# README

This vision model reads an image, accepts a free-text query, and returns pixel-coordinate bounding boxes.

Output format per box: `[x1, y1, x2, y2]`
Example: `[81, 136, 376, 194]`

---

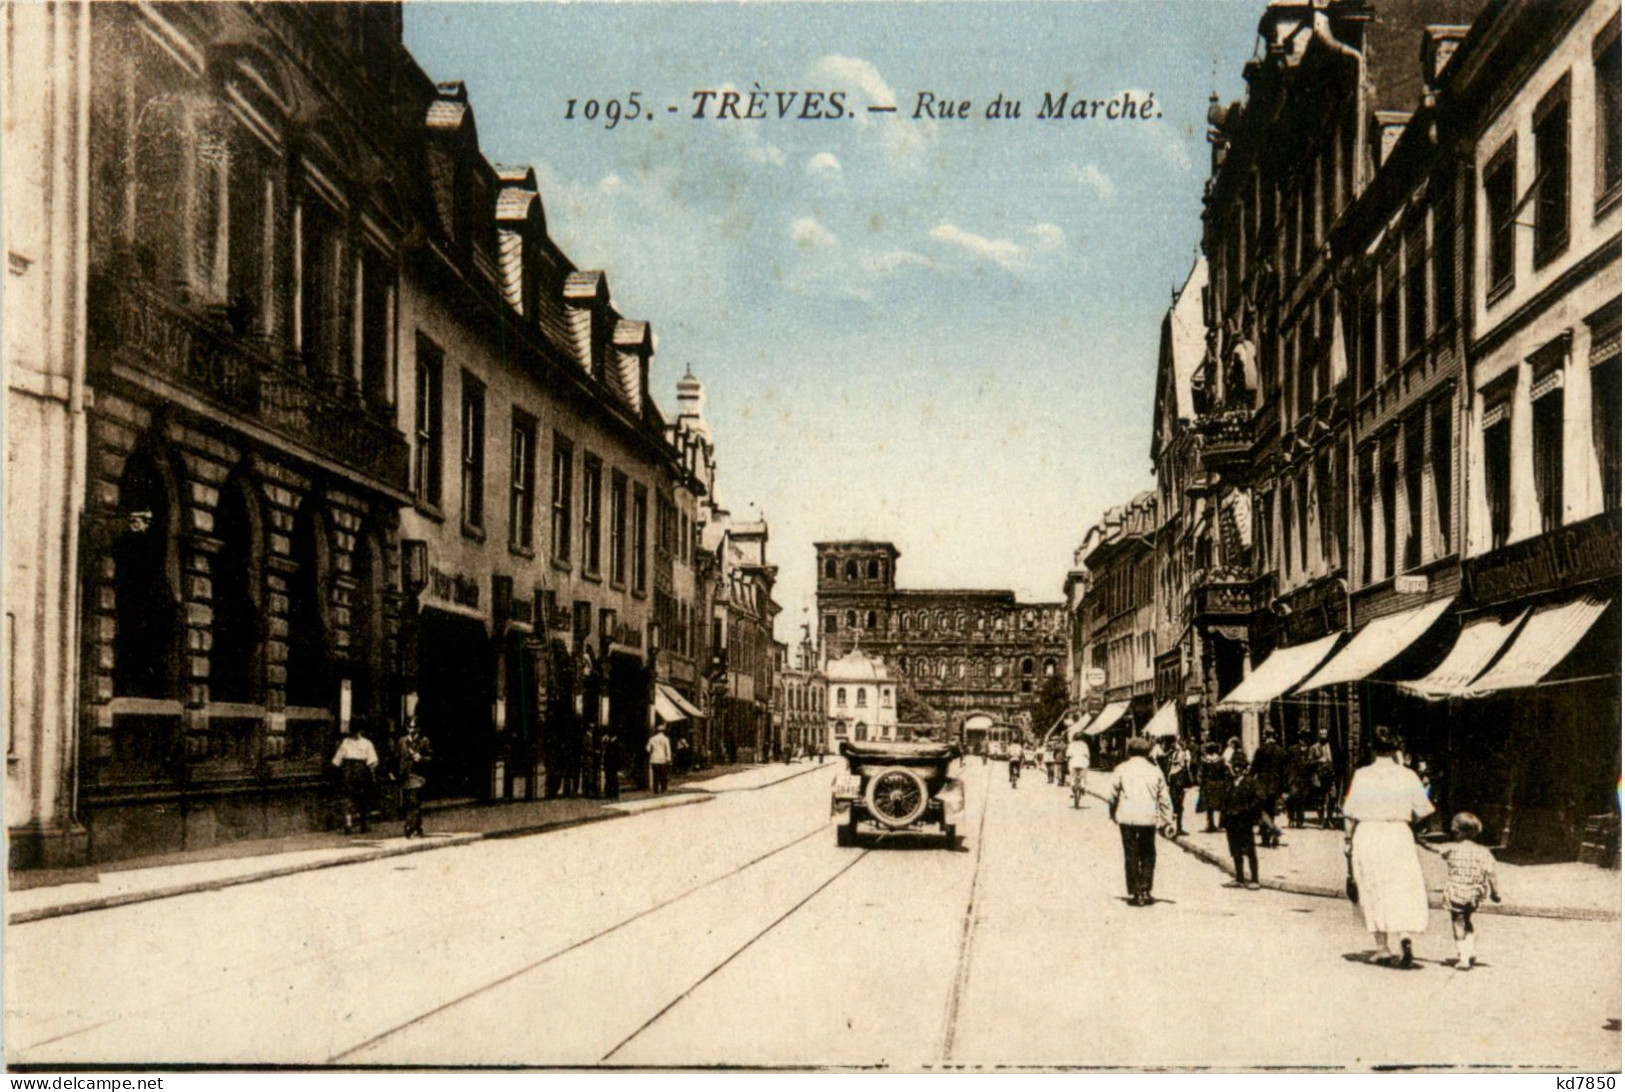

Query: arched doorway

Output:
[209, 477, 262, 706]
[111, 451, 182, 701]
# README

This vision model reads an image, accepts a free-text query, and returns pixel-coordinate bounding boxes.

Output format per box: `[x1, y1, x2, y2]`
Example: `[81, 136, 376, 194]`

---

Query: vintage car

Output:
[831, 740, 964, 848]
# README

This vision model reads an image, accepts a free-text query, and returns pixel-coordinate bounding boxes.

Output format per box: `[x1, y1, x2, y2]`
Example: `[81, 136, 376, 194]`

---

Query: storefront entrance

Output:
[416, 609, 494, 801]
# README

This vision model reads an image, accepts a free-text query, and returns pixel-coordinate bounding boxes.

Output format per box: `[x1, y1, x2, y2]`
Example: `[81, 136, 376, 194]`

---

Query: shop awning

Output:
[653, 687, 686, 723]
[1454, 595, 1612, 698]
[1143, 702, 1179, 737]
[1215, 632, 1344, 712]
[1397, 610, 1527, 700]
[661, 684, 704, 719]
[1296, 598, 1455, 692]
[1083, 701, 1129, 736]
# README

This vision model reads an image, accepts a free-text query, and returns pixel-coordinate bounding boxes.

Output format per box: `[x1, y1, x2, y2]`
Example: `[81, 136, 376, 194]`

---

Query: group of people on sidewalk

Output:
[1103, 727, 1502, 972]
[327, 721, 679, 838]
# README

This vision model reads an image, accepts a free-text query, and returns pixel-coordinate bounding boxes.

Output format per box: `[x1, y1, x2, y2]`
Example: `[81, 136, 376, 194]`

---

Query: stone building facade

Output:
[814, 541, 1066, 742]
[4, 1, 722, 865]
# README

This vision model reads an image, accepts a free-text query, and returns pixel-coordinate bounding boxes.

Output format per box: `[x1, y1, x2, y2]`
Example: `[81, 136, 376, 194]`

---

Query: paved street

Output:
[7, 760, 1619, 1069]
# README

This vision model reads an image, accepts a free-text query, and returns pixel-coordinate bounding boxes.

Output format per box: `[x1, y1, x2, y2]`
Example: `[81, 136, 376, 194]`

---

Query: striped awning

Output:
[1454, 595, 1611, 698]
[1143, 702, 1180, 738]
[1296, 598, 1455, 692]
[1083, 701, 1129, 737]
[660, 684, 704, 719]
[1398, 610, 1528, 700]
[1215, 632, 1344, 712]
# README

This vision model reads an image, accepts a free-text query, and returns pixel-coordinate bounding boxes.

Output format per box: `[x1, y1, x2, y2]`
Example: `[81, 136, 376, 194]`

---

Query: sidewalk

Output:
[6, 759, 835, 925]
[1111, 789, 1620, 922]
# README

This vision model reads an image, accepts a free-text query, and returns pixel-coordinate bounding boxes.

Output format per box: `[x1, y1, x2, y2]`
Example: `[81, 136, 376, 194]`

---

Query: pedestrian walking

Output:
[1441, 812, 1501, 971]
[1106, 736, 1176, 906]
[647, 724, 673, 794]
[1309, 729, 1338, 827]
[1008, 739, 1025, 788]
[1199, 742, 1227, 832]
[1221, 754, 1264, 889]
[1164, 737, 1192, 836]
[394, 717, 433, 838]
[1284, 732, 1312, 829]
[331, 724, 379, 834]
[1251, 730, 1287, 846]
[1343, 727, 1435, 968]
[602, 730, 621, 801]
[1065, 732, 1091, 808]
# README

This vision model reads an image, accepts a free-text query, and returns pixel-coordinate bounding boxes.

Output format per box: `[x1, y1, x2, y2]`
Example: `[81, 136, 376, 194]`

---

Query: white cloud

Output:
[805, 152, 843, 180]
[1027, 223, 1065, 253]
[930, 223, 1025, 270]
[790, 216, 837, 249]
[863, 248, 932, 275]
[808, 54, 932, 164]
[716, 82, 787, 168]
[1066, 163, 1117, 203]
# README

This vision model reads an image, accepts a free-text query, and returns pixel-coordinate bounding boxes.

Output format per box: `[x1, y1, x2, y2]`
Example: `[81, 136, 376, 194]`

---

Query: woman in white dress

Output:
[1343, 727, 1434, 967]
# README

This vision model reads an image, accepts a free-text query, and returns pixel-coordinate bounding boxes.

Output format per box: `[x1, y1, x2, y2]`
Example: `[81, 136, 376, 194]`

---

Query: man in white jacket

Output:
[1108, 736, 1177, 906]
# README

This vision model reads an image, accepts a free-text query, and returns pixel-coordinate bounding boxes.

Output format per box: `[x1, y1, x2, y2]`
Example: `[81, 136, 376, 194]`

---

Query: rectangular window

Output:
[610, 471, 628, 584]
[1596, 356, 1621, 513]
[1403, 415, 1424, 571]
[1380, 444, 1398, 581]
[632, 484, 648, 593]
[1317, 295, 1334, 400]
[1282, 480, 1296, 577]
[300, 198, 351, 378]
[1358, 286, 1377, 394]
[1297, 469, 1311, 574]
[1431, 400, 1453, 556]
[582, 456, 603, 575]
[509, 411, 536, 551]
[1485, 141, 1517, 297]
[1358, 462, 1375, 586]
[413, 336, 443, 507]
[1433, 195, 1456, 331]
[1484, 403, 1513, 550]
[1599, 26, 1622, 207]
[1298, 315, 1314, 416]
[1380, 248, 1401, 374]
[1533, 79, 1571, 267]
[359, 248, 392, 407]
[460, 372, 484, 530]
[1532, 376, 1565, 533]
[550, 439, 573, 563]
[1258, 491, 1275, 572]
[1405, 224, 1428, 356]
[1315, 454, 1337, 572]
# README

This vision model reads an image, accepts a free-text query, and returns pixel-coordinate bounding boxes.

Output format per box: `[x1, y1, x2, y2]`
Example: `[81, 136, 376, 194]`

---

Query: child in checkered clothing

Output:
[1441, 812, 1501, 970]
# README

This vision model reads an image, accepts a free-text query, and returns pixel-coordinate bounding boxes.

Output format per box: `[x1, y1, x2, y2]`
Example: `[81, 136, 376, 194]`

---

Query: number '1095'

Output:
[564, 95, 643, 129]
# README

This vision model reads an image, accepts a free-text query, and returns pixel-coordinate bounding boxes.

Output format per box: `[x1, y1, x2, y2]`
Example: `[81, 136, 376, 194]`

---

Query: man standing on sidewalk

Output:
[647, 724, 673, 794]
[1107, 736, 1176, 906]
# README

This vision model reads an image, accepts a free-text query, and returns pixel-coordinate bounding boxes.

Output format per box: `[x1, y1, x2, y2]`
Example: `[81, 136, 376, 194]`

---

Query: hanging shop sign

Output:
[1463, 510, 1620, 607]
[427, 565, 481, 609]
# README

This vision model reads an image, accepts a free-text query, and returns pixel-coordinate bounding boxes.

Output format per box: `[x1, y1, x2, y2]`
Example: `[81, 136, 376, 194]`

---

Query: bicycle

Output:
[1070, 766, 1088, 809]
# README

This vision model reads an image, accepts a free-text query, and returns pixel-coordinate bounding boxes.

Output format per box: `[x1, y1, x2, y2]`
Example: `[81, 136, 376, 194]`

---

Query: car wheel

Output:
[864, 767, 930, 829]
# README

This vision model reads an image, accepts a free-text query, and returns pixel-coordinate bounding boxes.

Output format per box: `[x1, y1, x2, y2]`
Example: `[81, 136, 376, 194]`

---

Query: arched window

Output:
[956, 660, 966, 679]
[1044, 658, 1057, 677]
[976, 614, 986, 631]
[844, 560, 858, 580]
[902, 614, 912, 631]
[855, 721, 868, 742]
[112, 450, 181, 700]
[956, 610, 967, 632]
[867, 559, 879, 579]
[995, 661, 1006, 678]
[865, 610, 877, 629]
[285, 505, 331, 709]
[899, 655, 909, 673]
[836, 687, 847, 707]
[845, 610, 857, 628]
[824, 558, 836, 579]
[209, 477, 263, 704]
[938, 660, 948, 678]
[936, 610, 948, 630]
[882, 688, 892, 707]
[1022, 657, 1035, 675]
[856, 688, 867, 708]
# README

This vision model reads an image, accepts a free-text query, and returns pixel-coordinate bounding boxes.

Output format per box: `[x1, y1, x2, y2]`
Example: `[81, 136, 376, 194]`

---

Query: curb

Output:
[1084, 786, 1618, 923]
[10, 793, 714, 926]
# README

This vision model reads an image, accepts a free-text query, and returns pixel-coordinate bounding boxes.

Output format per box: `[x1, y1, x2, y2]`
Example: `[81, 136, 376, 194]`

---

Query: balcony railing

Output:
[90, 273, 410, 490]
[1196, 409, 1253, 473]
[1191, 567, 1257, 621]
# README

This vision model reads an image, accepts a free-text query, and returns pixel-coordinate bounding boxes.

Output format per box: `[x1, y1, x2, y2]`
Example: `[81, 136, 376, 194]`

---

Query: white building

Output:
[823, 646, 897, 750]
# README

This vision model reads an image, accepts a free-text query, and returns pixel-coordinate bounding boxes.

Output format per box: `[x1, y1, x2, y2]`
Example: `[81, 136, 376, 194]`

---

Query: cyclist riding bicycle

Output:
[1066, 732, 1092, 808]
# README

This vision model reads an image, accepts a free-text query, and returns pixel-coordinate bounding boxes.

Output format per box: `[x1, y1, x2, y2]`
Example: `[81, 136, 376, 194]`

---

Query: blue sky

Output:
[404, 1, 1259, 634]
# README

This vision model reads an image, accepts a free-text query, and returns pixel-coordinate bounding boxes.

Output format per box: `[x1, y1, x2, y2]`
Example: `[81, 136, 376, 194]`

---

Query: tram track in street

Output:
[327, 819, 839, 1063]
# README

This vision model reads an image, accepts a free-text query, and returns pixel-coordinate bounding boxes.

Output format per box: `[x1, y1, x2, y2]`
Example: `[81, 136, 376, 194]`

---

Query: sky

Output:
[403, 0, 1259, 637]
